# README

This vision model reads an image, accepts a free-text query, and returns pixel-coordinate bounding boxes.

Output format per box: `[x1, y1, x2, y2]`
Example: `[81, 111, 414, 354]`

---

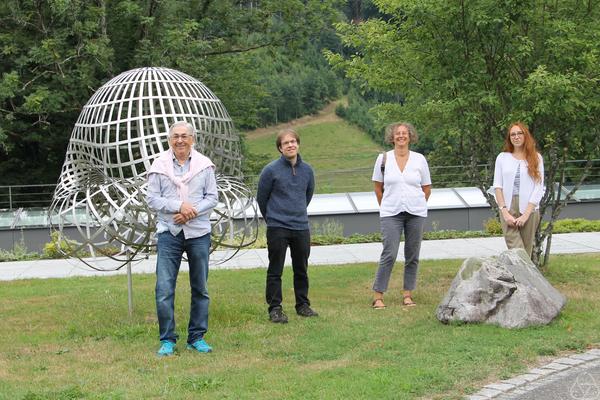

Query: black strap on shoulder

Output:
[380, 152, 387, 175]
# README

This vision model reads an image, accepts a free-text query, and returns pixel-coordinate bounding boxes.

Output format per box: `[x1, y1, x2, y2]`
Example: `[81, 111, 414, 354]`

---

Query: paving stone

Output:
[553, 357, 585, 365]
[529, 367, 555, 376]
[541, 362, 570, 371]
[586, 349, 600, 356]
[517, 373, 542, 382]
[571, 353, 599, 361]
[465, 395, 489, 400]
[477, 387, 502, 397]
[485, 383, 515, 391]
[501, 376, 528, 386]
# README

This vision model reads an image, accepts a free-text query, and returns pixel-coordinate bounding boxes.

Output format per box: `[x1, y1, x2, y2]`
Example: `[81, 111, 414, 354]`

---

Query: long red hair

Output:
[502, 122, 541, 182]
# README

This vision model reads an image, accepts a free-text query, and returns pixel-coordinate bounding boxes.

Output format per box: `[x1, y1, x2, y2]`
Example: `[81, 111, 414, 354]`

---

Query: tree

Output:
[0, 0, 113, 184]
[121, 0, 344, 129]
[0, 0, 344, 184]
[326, 0, 600, 268]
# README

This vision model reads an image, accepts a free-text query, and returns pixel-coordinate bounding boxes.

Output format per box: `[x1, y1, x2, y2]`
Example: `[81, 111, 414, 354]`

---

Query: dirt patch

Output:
[244, 99, 346, 139]
[0, 357, 10, 379]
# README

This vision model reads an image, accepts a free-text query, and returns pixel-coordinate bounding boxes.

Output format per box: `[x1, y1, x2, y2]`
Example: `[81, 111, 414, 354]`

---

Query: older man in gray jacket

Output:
[147, 121, 218, 356]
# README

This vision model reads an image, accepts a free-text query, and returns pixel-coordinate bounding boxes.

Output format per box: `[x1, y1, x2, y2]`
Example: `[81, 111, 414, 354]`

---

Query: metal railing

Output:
[1, 160, 598, 209]
[0, 184, 56, 210]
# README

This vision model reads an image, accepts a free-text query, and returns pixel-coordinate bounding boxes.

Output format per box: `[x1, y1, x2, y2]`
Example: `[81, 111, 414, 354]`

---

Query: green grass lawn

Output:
[245, 120, 383, 193]
[1, 254, 599, 399]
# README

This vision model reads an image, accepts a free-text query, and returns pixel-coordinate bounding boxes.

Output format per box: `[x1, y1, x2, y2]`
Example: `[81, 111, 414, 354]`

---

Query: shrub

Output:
[96, 246, 122, 257]
[484, 217, 503, 235]
[424, 230, 490, 240]
[549, 218, 600, 233]
[43, 231, 84, 259]
[335, 103, 347, 118]
[0, 236, 40, 262]
[251, 224, 268, 249]
[346, 232, 381, 243]
[311, 219, 344, 237]
[311, 234, 345, 245]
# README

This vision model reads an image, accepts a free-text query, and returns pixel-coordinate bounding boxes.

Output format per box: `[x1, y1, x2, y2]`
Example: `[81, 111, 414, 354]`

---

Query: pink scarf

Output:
[149, 149, 215, 201]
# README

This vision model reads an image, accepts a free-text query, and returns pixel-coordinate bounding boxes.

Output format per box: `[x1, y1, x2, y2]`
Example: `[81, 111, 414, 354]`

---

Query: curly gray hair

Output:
[384, 122, 419, 144]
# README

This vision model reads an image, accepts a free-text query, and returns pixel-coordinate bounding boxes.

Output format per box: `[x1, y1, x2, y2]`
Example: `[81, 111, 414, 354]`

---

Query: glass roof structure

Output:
[308, 193, 357, 215]
[2, 185, 599, 230]
[564, 184, 600, 200]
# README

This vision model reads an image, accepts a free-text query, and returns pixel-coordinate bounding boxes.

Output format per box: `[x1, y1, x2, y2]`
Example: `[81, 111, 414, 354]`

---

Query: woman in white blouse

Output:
[371, 122, 431, 309]
[493, 122, 544, 258]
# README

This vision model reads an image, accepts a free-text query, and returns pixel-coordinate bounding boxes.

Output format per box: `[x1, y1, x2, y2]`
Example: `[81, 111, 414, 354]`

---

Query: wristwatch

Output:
[500, 206, 507, 210]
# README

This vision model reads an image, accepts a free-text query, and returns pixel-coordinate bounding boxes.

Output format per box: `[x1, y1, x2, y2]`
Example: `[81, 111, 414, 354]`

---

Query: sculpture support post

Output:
[127, 253, 133, 317]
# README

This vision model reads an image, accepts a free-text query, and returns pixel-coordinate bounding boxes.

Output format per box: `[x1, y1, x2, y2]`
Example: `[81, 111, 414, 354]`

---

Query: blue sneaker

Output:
[186, 339, 212, 353]
[157, 340, 175, 357]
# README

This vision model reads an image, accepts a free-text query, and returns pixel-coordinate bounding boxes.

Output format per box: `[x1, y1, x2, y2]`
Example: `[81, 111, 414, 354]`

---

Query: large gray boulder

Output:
[436, 248, 566, 328]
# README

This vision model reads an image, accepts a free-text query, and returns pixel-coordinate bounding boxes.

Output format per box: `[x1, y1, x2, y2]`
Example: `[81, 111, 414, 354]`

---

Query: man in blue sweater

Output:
[256, 129, 318, 323]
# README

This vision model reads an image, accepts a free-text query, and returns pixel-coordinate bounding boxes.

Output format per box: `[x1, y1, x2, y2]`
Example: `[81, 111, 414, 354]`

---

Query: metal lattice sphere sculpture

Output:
[50, 67, 257, 270]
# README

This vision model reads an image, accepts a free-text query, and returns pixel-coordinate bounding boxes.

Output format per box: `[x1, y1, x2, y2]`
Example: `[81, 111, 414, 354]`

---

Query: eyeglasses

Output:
[281, 139, 297, 146]
[510, 131, 524, 138]
[171, 134, 192, 141]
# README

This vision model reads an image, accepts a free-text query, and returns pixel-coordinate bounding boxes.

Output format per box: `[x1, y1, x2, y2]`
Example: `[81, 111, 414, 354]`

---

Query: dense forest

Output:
[1, 0, 599, 193]
[0, 0, 364, 185]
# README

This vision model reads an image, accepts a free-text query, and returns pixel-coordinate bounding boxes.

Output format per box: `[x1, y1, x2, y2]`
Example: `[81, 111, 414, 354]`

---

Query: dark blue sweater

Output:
[256, 154, 315, 230]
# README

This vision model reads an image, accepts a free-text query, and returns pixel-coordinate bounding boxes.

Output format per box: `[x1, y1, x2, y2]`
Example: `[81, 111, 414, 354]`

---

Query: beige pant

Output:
[499, 195, 540, 258]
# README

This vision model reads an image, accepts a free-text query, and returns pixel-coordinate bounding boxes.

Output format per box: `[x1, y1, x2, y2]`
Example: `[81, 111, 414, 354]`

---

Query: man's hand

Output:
[179, 201, 197, 220]
[173, 213, 187, 225]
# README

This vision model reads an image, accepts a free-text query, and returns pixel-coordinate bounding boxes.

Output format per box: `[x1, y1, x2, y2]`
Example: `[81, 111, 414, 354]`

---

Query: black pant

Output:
[265, 227, 311, 312]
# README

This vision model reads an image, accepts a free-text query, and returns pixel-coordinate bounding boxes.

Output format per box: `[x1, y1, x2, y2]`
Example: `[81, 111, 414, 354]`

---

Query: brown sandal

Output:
[403, 295, 416, 307]
[371, 299, 386, 309]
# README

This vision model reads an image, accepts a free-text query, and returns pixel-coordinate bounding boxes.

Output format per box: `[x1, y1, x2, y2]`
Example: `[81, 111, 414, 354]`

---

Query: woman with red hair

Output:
[492, 122, 545, 258]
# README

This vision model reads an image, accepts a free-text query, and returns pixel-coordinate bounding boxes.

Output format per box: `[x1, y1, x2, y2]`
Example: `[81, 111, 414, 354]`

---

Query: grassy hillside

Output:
[244, 120, 384, 193]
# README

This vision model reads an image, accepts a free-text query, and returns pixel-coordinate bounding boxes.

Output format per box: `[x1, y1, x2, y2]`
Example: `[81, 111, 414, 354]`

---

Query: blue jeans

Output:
[155, 231, 210, 344]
